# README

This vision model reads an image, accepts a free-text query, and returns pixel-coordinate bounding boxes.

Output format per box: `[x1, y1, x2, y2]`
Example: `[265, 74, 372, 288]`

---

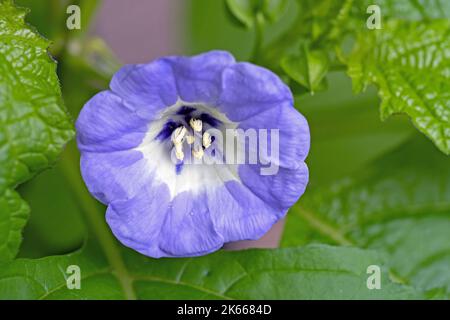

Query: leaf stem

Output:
[59, 142, 137, 300]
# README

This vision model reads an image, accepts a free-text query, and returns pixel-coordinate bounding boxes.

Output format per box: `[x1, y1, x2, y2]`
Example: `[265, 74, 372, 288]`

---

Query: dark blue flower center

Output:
[155, 105, 221, 142]
[154, 105, 222, 176]
[155, 120, 181, 141]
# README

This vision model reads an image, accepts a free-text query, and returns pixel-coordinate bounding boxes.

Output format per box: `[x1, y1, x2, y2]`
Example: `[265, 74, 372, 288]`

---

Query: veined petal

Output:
[80, 149, 151, 204]
[218, 62, 293, 121]
[108, 187, 226, 258]
[238, 102, 310, 168]
[76, 91, 148, 152]
[106, 182, 171, 258]
[208, 181, 281, 243]
[162, 50, 236, 105]
[158, 191, 224, 257]
[238, 162, 309, 212]
[110, 59, 178, 119]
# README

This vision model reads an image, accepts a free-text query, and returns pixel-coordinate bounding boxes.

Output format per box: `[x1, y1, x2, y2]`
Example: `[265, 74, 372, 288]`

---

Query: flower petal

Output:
[80, 149, 152, 204]
[238, 162, 309, 212]
[106, 182, 171, 258]
[208, 181, 281, 243]
[163, 50, 235, 105]
[76, 91, 148, 152]
[206, 105, 309, 240]
[218, 62, 293, 121]
[158, 191, 224, 257]
[107, 188, 225, 258]
[238, 102, 310, 167]
[234, 100, 310, 210]
[110, 59, 178, 119]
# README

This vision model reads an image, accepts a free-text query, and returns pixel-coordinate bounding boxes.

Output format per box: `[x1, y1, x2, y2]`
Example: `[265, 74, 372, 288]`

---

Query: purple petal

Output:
[110, 59, 178, 119]
[108, 187, 225, 258]
[162, 50, 235, 105]
[80, 149, 151, 204]
[218, 62, 293, 121]
[238, 163, 309, 213]
[238, 102, 310, 167]
[237, 104, 310, 210]
[208, 181, 281, 243]
[76, 91, 148, 152]
[158, 191, 224, 257]
[106, 182, 171, 258]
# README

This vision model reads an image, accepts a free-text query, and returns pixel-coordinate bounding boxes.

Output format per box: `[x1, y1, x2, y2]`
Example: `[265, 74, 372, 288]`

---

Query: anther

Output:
[192, 146, 204, 159]
[171, 126, 187, 144]
[202, 132, 212, 149]
[174, 142, 184, 161]
[186, 134, 195, 145]
[189, 118, 202, 132]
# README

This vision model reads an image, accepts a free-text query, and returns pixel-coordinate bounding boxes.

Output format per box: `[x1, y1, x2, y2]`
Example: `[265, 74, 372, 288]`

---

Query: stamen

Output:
[192, 146, 204, 159]
[186, 134, 195, 145]
[171, 126, 187, 144]
[202, 132, 212, 149]
[189, 118, 202, 132]
[174, 142, 184, 161]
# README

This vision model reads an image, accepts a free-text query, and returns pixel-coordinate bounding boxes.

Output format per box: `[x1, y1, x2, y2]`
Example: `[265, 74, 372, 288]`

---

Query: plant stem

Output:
[251, 12, 265, 63]
[59, 142, 137, 300]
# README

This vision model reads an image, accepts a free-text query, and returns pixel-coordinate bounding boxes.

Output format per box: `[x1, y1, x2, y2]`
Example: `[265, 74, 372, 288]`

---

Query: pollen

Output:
[192, 146, 204, 159]
[186, 134, 195, 145]
[189, 118, 202, 132]
[171, 126, 187, 144]
[174, 142, 184, 161]
[202, 132, 212, 149]
[171, 118, 212, 161]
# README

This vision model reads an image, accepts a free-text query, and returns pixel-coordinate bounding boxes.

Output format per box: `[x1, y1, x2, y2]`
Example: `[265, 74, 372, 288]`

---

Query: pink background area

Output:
[93, 0, 183, 63]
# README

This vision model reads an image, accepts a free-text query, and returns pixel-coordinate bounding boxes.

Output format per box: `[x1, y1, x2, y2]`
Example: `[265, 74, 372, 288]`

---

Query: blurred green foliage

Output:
[14, 0, 118, 258]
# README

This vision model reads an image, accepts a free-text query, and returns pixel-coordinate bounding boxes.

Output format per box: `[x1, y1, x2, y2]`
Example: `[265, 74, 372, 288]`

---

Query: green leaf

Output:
[14, 0, 102, 54]
[347, 20, 450, 154]
[371, 0, 450, 20]
[0, 243, 418, 299]
[0, 190, 29, 261]
[282, 44, 329, 93]
[296, 72, 415, 185]
[261, 0, 288, 23]
[14, 5, 117, 259]
[260, 0, 450, 153]
[17, 37, 119, 257]
[282, 135, 450, 297]
[17, 157, 86, 258]
[0, 0, 74, 262]
[225, 0, 288, 28]
[226, 0, 260, 28]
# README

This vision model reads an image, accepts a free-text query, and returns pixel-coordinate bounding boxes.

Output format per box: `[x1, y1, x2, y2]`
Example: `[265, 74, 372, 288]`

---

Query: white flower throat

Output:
[135, 100, 239, 198]
[171, 118, 213, 161]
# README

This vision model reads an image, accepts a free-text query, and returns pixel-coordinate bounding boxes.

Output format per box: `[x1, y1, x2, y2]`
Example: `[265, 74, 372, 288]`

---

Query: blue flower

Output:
[76, 51, 310, 258]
